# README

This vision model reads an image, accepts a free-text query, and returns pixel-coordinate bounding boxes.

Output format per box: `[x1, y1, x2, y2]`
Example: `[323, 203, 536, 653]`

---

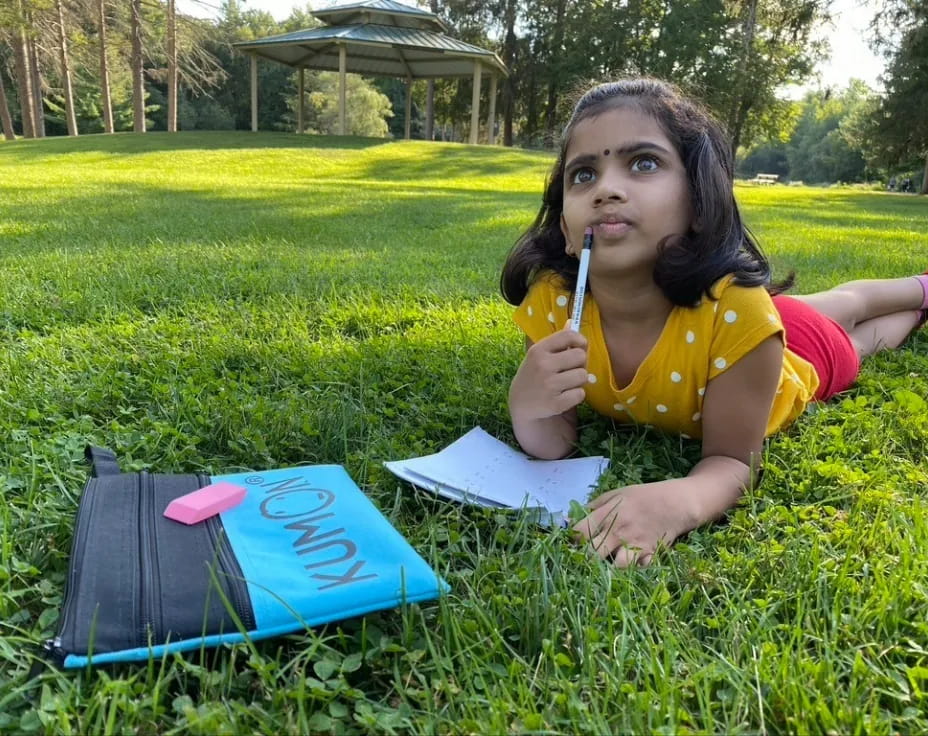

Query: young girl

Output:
[500, 78, 928, 567]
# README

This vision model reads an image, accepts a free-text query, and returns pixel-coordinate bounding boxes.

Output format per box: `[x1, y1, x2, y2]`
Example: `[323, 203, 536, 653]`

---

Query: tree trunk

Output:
[56, 0, 78, 136]
[501, 0, 517, 147]
[524, 51, 537, 145]
[167, 0, 177, 132]
[922, 153, 928, 195]
[98, 0, 114, 133]
[727, 0, 757, 156]
[11, 17, 36, 138]
[27, 33, 44, 137]
[424, 0, 438, 141]
[0, 70, 15, 140]
[542, 0, 567, 147]
[130, 0, 145, 132]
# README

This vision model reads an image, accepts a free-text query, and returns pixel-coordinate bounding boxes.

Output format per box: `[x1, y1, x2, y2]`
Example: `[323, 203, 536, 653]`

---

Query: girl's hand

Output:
[509, 326, 589, 423]
[571, 479, 693, 567]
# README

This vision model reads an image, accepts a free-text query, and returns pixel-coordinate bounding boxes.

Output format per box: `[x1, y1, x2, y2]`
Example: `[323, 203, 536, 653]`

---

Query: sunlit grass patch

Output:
[1, 134, 927, 733]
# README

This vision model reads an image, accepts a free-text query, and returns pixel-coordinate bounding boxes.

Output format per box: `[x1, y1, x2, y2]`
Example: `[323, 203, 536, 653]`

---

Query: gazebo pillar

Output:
[404, 78, 412, 140]
[469, 61, 482, 145]
[338, 44, 347, 135]
[250, 54, 258, 132]
[297, 67, 304, 134]
[487, 74, 497, 145]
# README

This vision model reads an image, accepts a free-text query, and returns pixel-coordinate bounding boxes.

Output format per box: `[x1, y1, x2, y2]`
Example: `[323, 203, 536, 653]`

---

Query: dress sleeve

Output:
[707, 282, 785, 381]
[512, 275, 568, 344]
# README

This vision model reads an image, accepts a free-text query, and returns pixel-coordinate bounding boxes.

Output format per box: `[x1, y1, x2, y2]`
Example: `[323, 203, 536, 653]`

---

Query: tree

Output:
[166, 0, 176, 132]
[26, 8, 43, 137]
[54, 0, 77, 135]
[0, 61, 15, 139]
[130, 0, 144, 132]
[97, 0, 113, 133]
[10, 0, 36, 137]
[306, 72, 392, 137]
[868, 0, 928, 193]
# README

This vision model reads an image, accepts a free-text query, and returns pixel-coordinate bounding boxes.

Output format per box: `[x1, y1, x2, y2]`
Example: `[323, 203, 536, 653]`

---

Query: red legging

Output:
[772, 295, 861, 401]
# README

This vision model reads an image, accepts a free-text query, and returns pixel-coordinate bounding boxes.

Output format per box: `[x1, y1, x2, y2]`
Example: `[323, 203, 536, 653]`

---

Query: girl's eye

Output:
[631, 155, 660, 173]
[570, 167, 596, 185]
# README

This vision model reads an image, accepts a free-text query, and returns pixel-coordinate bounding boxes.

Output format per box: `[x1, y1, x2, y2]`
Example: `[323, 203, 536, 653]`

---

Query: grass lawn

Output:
[1, 131, 928, 733]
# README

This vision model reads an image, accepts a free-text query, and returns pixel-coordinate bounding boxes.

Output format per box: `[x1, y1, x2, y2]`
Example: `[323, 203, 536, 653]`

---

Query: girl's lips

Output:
[595, 221, 631, 237]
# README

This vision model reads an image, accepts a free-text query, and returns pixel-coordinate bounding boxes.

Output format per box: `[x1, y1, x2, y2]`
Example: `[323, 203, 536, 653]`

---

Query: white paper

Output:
[384, 427, 608, 516]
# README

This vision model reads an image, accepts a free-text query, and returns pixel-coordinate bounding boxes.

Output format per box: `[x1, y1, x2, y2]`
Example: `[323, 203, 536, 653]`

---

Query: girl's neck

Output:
[590, 271, 674, 330]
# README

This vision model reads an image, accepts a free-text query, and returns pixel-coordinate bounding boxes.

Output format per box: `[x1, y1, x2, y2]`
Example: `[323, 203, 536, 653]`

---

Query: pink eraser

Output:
[163, 482, 247, 525]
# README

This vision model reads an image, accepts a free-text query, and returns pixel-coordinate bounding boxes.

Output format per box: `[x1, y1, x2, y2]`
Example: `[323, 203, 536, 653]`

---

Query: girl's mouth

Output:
[595, 221, 632, 237]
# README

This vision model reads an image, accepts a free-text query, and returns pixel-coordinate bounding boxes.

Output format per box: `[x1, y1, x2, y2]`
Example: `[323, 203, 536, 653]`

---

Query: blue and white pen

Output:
[569, 226, 593, 332]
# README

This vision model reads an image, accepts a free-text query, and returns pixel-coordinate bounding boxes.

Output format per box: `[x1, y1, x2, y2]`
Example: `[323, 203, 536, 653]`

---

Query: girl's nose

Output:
[593, 172, 627, 204]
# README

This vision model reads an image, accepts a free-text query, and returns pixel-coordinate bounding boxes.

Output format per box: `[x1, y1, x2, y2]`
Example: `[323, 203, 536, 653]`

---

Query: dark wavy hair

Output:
[500, 77, 791, 306]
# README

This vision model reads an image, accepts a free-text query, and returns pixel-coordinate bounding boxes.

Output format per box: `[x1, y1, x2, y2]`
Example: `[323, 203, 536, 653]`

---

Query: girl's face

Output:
[560, 105, 693, 278]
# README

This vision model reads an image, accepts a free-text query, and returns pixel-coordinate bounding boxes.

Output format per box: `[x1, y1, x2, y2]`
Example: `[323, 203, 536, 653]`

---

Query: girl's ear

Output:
[560, 214, 574, 255]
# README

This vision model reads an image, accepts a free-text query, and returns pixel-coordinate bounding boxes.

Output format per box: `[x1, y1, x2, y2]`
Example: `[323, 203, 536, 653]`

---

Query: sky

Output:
[176, 0, 884, 93]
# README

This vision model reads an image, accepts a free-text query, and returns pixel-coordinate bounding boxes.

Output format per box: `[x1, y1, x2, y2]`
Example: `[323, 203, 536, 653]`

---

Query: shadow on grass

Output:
[0, 130, 554, 182]
[351, 141, 554, 180]
[0, 178, 537, 256]
[0, 175, 537, 330]
[0, 131, 394, 160]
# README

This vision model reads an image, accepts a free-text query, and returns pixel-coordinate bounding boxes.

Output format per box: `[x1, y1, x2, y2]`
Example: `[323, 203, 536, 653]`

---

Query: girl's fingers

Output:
[543, 326, 588, 352]
[551, 367, 590, 393]
[610, 546, 641, 568]
[587, 489, 621, 511]
[553, 387, 587, 414]
[589, 531, 615, 560]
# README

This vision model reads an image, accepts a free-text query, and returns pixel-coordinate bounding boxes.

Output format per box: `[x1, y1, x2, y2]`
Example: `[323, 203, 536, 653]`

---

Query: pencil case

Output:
[47, 447, 448, 668]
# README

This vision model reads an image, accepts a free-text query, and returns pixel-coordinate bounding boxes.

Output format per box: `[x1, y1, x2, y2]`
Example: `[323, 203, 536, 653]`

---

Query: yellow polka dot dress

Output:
[514, 274, 819, 438]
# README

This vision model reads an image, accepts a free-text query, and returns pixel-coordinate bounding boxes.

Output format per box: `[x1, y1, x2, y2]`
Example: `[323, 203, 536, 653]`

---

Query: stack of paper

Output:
[384, 427, 608, 519]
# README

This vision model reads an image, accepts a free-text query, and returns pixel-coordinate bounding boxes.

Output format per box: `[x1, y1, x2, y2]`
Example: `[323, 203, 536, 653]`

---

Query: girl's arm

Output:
[685, 334, 784, 522]
[573, 335, 783, 566]
[509, 333, 589, 460]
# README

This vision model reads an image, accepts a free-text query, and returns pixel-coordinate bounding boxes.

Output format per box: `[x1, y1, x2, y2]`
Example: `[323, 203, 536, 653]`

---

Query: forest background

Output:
[1, 0, 926, 190]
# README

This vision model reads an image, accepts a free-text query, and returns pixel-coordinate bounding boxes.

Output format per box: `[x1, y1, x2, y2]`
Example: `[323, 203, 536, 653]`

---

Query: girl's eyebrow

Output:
[565, 141, 671, 171]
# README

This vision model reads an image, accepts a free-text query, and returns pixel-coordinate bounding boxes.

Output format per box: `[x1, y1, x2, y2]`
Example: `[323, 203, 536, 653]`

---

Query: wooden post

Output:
[338, 44, 347, 136]
[250, 54, 257, 132]
[469, 61, 481, 144]
[404, 78, 412, 140]
[297, 67, 304, 134]
[487, 74, 497, 145]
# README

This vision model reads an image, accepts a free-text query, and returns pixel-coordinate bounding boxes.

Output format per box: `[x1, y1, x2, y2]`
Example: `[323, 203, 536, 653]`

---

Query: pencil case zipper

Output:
[45, 475, 97, 663]
[200, 474, 256, 632]
[138, 471, 162, 648]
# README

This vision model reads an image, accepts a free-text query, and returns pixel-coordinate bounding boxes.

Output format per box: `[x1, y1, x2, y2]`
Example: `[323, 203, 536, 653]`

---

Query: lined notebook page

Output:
[384, 427, 607, 515]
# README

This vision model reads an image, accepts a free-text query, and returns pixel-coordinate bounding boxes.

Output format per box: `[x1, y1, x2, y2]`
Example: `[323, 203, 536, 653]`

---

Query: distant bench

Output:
[751, 173, 779, 185]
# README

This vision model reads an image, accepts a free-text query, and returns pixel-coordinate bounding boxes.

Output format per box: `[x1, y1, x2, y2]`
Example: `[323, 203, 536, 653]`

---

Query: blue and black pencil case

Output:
[48, 447, 448, 668]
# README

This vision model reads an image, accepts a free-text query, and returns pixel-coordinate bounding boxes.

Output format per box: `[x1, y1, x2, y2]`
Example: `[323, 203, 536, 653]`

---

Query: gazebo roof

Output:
[312, 0, 446, 32]
[233, 0, 506, 79]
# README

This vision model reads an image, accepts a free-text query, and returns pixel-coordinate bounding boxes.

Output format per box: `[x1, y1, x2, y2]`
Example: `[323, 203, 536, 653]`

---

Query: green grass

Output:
[1, 131, 928, 734]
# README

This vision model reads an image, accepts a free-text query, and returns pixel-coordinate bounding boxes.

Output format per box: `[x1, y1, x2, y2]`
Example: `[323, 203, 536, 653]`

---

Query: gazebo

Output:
[234, 0, 508, 144]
